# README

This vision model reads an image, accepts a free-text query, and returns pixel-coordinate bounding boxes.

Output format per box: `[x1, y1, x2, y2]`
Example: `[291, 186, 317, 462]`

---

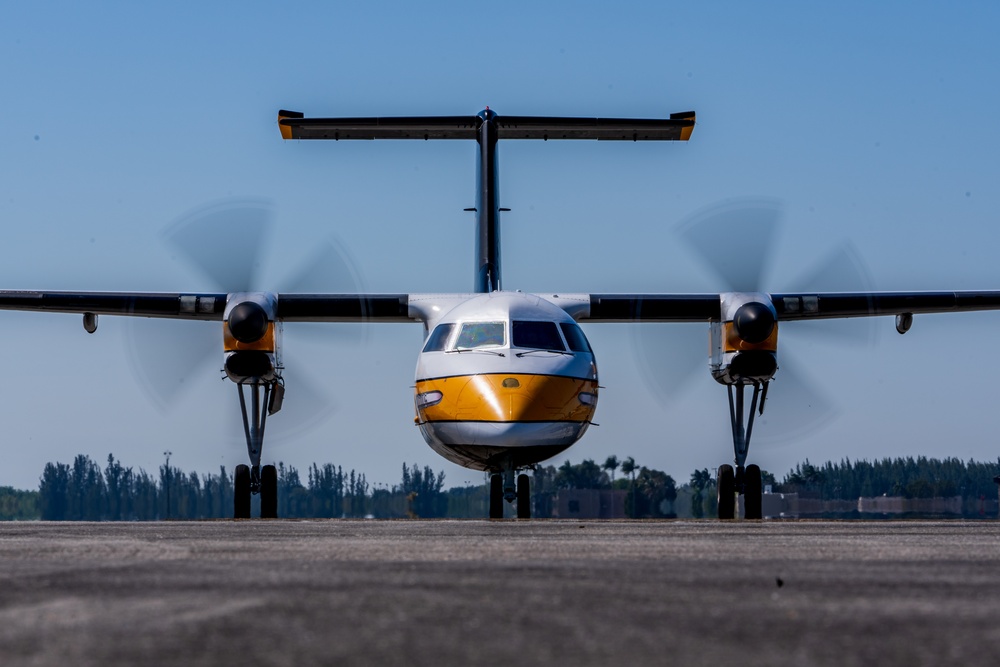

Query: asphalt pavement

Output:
[1, 520, 999, 666]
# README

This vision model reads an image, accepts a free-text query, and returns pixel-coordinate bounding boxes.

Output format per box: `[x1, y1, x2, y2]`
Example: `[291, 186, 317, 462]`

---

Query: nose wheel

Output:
[717, 463, 762, 520]
[488, 468, 531, 519]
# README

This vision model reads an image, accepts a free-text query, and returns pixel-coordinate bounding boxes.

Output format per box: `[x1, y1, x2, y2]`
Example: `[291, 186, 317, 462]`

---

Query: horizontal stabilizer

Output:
[494, 114, 695, 141]
[278, 110, 696, 142]
[279, 113, 480, 140]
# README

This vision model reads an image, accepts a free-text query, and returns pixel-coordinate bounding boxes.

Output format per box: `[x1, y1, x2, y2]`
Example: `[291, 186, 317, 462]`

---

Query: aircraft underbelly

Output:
[419, 421, 589, 471]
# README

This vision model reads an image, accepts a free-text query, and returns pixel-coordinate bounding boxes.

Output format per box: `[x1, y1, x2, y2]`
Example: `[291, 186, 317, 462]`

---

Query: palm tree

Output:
[621, 457, 637, 518]
[690, 469, 712, 490]
[603, 455, 620, 484]
[621, 456, 636, 479]
[689, 468, 712, 518]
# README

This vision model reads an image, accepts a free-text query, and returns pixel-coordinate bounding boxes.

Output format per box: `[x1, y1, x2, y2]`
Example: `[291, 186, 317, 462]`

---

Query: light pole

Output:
[163, 450, 172, 520]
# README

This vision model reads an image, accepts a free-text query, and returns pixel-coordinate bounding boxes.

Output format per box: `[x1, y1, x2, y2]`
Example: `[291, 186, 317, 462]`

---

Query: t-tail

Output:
[278, 108, 696, 293]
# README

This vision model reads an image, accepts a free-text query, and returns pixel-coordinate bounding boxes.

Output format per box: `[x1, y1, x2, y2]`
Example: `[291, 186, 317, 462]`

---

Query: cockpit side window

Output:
[512, 320, 565, 351]
[423, 323, 455, 352]
[560, 322, 593, 354]
[455, 321, 505, 349]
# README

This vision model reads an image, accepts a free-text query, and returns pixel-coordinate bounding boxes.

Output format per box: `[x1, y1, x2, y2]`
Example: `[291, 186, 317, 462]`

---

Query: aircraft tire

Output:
[261, 464, 278, 519]
[744, 464, 762, 520]
[717, 464, 736, 520]
[235, 464, 251, 519]
[516, 473, 531, 519]
[489, 474, 503, 519]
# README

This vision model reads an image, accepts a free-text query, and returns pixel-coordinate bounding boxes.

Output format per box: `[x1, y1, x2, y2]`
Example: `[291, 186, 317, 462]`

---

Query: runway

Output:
[1, 520, 999, 666]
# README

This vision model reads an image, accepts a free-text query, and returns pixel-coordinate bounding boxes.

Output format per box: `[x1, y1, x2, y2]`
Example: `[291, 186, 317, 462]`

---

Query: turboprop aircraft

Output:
[3, 107, 1000, 520]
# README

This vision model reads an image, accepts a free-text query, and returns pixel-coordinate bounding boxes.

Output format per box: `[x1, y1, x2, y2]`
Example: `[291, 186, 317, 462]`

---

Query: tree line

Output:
[530, 456, 680, 518]
[776, 456, 1000, 501]
[680, 456, 1000, 518]
[21, 454, 451, 521]
[1, 453, 998, 520]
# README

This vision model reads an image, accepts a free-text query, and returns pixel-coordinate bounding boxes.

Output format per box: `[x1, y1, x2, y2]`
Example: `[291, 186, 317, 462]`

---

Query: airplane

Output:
[3, 106, 1000, 520]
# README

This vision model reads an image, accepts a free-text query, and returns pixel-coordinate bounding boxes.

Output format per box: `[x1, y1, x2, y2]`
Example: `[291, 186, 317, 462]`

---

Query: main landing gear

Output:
[716, 382, 767, 520]
[233, 380, 283, 519]
[489, 465, 531, 519]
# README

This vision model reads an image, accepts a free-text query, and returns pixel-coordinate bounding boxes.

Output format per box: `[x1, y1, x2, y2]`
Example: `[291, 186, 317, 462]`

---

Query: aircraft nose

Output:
[457, 374, 597, 422]
[415, 373, 598, 424]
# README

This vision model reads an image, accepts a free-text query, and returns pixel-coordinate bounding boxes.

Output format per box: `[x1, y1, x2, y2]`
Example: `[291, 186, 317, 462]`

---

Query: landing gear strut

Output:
[233, 380, 281, 519]
[488, 465, 531, 519]
[717, 382, 767, 520]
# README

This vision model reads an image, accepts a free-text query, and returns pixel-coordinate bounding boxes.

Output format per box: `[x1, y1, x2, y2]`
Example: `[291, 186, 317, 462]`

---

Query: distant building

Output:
[555, 489, 626, 519]
[762, 492, 985, 518]
[761, 491, 798, 519]
[857, 495, 962, 515]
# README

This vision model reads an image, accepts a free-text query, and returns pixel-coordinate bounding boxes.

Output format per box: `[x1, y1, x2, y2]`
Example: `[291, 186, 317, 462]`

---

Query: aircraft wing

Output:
[0, 291, 228, 320]
[0, 291, 414, 322]
[577, 291, 1000, 322]
[278, 294, 413, 322]
[3, 290, 1000, 325]
[769, 292, 1000, 321]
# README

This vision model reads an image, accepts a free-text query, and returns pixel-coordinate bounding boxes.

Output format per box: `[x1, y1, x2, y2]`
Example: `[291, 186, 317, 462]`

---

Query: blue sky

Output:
[1, 1, 999, 491]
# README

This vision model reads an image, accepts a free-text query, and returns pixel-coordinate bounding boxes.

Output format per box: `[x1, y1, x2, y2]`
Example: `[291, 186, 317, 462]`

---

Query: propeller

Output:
[125, 198, 369, 445]
[633, 198, 877, 445]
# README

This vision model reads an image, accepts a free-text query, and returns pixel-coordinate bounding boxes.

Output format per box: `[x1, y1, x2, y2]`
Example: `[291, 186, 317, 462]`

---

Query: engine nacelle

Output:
[710, 292, 778, 385]
[223, 292, 281, 383]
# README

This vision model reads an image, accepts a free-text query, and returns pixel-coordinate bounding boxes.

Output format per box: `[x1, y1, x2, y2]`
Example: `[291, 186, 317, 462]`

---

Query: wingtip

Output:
[277, 110, 304, 140]
[670, 111, 696, 141]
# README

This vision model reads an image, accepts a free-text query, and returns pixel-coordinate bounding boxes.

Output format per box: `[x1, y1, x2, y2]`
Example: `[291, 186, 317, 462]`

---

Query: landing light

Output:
[578, 392, 597, 406]
[416, 390, 444, 408]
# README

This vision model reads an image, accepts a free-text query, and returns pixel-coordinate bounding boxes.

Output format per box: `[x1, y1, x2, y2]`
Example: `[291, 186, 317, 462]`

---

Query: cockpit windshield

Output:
[424, 320, 592, 354]
[559, 322, 593, 353]
[454, 321, 505, 349]
[422, 323, 455, 352]
[512, 320, 565, 351]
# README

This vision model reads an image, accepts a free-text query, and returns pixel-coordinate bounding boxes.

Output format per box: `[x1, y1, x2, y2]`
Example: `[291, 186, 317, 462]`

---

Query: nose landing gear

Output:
[233, 380, 282, 519]
[489, 465, 531, 519]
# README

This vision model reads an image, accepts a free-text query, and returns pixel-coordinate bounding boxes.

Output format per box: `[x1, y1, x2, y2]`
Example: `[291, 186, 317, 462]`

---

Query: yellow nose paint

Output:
[415, 373, 598, 423]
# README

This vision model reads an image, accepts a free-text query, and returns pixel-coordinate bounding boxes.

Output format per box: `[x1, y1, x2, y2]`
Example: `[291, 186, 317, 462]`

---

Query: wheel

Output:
[234, 464, 251, 519]
[744, 464, 762, 520]
[261, 464, 278, 519]
[516, 474, 531, 519]
[489, 474, 503, 519]
[717, 464, 735, 520]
